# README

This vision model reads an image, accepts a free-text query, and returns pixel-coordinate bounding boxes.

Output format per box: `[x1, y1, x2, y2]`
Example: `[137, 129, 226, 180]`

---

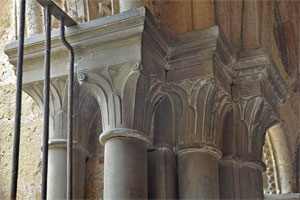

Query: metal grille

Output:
[10, 1, 77, 199]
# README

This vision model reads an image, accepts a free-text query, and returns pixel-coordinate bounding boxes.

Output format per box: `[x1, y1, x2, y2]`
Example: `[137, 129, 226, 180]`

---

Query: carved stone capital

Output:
[78, 62, 164, 138]
[233, 49, 288, 116]
[232, 49, 288, 160]
[161, 26, 235, 150]
[166, 77, 232, 149]
[23, 77, 69, 140]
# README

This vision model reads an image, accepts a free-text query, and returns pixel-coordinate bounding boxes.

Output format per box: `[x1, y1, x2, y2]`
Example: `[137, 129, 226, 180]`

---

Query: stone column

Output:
[219, 49, 288, 199]
[178, 148, 221, 199]
[148, 147, 177, 199]
[23, 79, 88, 199]
[25, 0, 43, 36]
[78, 60, 165, 199]
[101, 133, 148, 199]
[47, 140, 87, 199]
[219, 157, 265, 199]
[164, 26, 234, 199]
[119, 0, 144, 13]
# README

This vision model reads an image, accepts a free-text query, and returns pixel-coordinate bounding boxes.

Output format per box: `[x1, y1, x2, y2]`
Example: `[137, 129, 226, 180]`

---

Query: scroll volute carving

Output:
[78, 62, 164, 134]
[166, 77, 232, 149]
[233, 97, 278, 161]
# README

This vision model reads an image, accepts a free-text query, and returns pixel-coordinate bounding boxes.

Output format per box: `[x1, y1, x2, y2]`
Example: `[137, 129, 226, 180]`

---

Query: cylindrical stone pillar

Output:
[219, 158, 239, 199]
[47, 139, 87, 199]
[178, 148, 221, 199]
[219, 157, 265, 199]
[47, 140, 67, 200]
[148, 147, 177, 199]
[238, 161, 264, 199]
[100, 129, 150, 199]
[119, 0, 144, 13]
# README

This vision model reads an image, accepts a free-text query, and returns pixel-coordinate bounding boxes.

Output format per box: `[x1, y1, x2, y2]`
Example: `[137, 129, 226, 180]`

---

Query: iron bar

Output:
[36, 0, 76, 27]
[59, 18, 75, 200]
[10, 0, 26, 199]
[41, 5, 52, 200]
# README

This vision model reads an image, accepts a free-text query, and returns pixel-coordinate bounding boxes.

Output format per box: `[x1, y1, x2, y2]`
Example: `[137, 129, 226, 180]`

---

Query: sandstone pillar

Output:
[47, 140, 87, 199]
[119, 0, 143, 13]
[25, 0, 43, 36]
[78, 59, 165, 199]
[219, 157, 265, 199]
[148, 147, 177, 199]
[101, 132, 148, 199]
[165, 26, 235, 199]
[23, 79, 87, 199]
[219, 49, 288, 199]
[178, 149, 221, 199]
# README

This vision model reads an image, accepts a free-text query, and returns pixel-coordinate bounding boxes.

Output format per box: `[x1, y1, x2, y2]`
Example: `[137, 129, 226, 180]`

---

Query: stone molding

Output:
[220, 155, 266, 172]
[47, 139, 89, 155]
[100, 128, 151, 145]
[177, 146, 222, 160]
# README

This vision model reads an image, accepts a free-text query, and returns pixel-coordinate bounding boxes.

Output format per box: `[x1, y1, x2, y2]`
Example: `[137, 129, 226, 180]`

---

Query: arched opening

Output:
[263, 124, 296, 196]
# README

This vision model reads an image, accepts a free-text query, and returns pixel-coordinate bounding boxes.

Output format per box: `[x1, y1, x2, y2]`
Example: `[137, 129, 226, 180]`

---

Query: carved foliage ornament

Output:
[78, 62, 164, 135]
[166, 76, 231, 148]
[233, 97, 277, 160]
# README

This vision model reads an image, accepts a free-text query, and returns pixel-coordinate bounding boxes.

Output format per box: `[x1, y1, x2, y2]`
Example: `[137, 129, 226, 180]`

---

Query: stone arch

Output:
[262, 124, 296, 194]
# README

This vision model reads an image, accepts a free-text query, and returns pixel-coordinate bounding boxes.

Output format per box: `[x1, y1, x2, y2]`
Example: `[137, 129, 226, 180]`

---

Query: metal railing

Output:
[10, 0, 77, 199]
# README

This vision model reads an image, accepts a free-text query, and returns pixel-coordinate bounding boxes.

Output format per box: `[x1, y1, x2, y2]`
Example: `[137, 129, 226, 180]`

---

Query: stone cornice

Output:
[166, 26, 236, 94]
[233, 49, 288, 116]
[5, 7, 167, 84]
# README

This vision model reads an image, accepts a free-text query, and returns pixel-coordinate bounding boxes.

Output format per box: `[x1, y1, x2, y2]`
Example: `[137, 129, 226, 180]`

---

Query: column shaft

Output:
[148, 148, 177, 199]
[238, 165, 263, 199]
[119, 0, 143, 12]
[219, 158, 264, 199]
[103, 136, 148, 199]
[178, 150, 220, 199]
[47, 145, 67, 199]
[47, 140, 86, 199]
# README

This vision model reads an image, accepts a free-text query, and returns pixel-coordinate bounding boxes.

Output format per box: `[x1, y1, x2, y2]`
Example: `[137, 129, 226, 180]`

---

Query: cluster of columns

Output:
[9, 5, 288, 199]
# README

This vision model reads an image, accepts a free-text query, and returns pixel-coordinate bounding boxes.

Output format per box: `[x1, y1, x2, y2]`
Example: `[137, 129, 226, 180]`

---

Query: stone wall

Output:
[0, 0, 43, 199]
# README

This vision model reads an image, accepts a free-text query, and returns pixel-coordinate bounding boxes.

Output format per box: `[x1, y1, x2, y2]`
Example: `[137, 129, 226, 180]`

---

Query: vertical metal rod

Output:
[10, 0, 26, 199]
[59, 18, 74, 200]
[41, 5, 52, 200]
